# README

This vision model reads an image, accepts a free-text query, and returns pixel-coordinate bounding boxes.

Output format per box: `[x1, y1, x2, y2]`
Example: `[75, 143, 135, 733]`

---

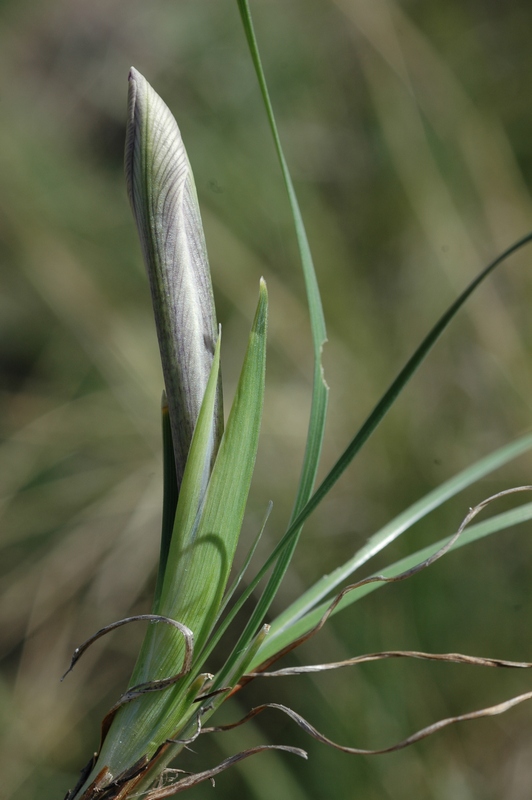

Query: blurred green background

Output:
[2, 1, 532, 798]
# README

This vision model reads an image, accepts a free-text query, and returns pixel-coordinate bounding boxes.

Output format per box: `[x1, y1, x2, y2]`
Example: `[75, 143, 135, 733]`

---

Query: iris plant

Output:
[63, 4, 532, 798]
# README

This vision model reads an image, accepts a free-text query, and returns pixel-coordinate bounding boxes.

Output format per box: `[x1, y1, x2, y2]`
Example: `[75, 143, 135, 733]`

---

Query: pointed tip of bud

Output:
[125, 66, 188, 217]
[259, 276, 268, 299]
[127, 66, 147, 104]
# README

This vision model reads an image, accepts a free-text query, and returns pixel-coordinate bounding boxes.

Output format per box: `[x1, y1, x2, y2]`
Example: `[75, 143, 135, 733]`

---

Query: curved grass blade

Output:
[266, 431, 532, 643]
[237, 0, 532, 664]
[142, 744, 307, 798]
[203, 695, 532, 755]
[253, 497, 532, 666]
[251, 650, 532, 678]
[210, 234, 532, 673]
[61, 615, 193, 683]
[277, 231, 532, 555]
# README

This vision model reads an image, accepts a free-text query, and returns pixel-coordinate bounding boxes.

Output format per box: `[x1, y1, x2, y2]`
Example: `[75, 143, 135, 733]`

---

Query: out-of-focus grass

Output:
[1, 1, 532, 798]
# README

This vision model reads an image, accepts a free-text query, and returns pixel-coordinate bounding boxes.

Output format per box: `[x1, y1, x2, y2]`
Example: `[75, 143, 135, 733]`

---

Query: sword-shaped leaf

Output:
[86, 281, 267, 784]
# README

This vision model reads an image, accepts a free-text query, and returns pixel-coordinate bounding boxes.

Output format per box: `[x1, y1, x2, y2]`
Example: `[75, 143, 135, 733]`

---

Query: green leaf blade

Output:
[89, 282, 268, 781]
[266, 432, 532, 643]
[161, 277, 268, 658]
[252, 498, 532, 668]
[233, 0, 329, 657]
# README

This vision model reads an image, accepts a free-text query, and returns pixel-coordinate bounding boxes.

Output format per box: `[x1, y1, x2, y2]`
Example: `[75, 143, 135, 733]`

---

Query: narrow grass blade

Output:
[223, 0, 329, 687]
[252, 498, 532, 666]
[202, 694, 532, 756]
[212, 233, 532, 669]
[141, 744, 307, 798]
[251, 651, 532, 678]
[280, 232, 532, 548]
[267, 431, 532, 640]
[237, 0, 328, 550]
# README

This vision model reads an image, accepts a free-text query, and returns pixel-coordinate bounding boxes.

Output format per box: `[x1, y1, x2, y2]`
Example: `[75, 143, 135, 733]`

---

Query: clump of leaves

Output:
[63, 3, 532, 799]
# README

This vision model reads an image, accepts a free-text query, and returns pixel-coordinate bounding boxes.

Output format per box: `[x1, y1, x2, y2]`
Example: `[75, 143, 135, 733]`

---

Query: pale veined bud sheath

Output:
[125, 67, 223, 490]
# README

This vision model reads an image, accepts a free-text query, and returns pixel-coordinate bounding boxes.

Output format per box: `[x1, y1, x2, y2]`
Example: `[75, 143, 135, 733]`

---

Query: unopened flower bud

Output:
[125, 67, 223, 489]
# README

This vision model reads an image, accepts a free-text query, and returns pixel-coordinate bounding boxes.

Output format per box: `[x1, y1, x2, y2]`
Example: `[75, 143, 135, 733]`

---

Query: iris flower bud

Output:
[125, 67, 223, 489]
